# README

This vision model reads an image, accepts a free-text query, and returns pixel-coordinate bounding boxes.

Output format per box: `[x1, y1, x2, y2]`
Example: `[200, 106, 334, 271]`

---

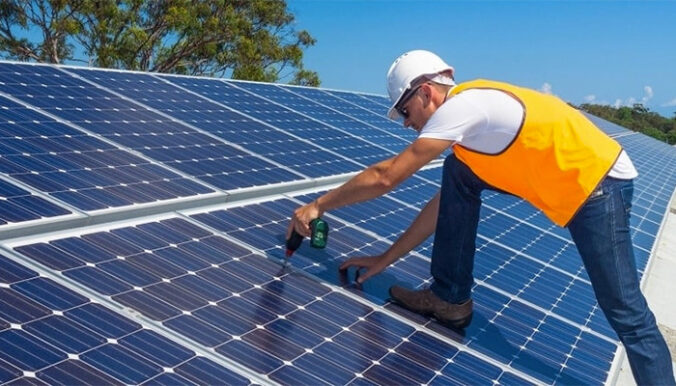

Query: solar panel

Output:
[325, 89, 402, 120]
[271, 84, 413, 153]
[1, 60, 675, 385]
[221, 81, 396, 166]
[182, 182, 618, 383]
[0, 63, 216, 209]
[10, 215, 532, 385]
[582, 112, 632, 137]
[66, 68, 346, 181]
[615, 133, 676, 270]
[0, 176, 70, 226]
[161, 75, 384, 174]
[0, 62, 295, 193]
[0, 252, 252, 385]
[353, 93, 392, 110]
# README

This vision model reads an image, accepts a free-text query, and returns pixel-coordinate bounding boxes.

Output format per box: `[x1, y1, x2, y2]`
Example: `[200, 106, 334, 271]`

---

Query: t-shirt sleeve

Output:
[418, 93, 487, 142]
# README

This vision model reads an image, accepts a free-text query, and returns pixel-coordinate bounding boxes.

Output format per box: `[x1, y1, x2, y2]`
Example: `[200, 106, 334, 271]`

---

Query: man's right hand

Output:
[287, 200, 321, 239]
[339, 255, 390, 284]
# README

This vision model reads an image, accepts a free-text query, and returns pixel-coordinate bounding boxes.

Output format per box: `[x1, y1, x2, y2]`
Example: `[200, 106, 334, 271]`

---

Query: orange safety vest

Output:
[450, 79, 622, 226]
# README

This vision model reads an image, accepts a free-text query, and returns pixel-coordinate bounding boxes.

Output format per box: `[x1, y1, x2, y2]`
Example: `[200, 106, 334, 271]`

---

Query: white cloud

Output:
[584, 94, 596, 102]
[602, 86, 654, 109]
[641, 86, 653, 104]
[540, 82, 553, 95]
[644, 86, 654, 99]
[663, 99, 676, 107]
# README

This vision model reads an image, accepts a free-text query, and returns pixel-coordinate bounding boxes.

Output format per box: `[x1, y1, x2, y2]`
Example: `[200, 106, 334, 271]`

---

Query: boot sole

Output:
[436, 312, 473, 329]
[389, 288, 473, 329]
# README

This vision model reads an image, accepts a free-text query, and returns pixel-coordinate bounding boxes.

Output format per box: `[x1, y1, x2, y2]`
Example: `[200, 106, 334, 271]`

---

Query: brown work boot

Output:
[389, 286, 473, 329]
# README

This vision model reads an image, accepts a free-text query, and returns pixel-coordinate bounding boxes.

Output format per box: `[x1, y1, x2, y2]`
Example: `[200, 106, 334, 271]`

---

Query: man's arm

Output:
[383, 191, 440, 260]
[288, 137, 453, 237]
[340, 191, 440, 283]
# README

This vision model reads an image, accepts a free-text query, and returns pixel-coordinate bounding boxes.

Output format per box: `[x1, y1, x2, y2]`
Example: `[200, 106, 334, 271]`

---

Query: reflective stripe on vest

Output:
[450, 79, 622, 226]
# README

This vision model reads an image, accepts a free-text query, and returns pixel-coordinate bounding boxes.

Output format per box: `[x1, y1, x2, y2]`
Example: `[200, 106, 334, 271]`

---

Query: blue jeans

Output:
[430, 154, 674, 385]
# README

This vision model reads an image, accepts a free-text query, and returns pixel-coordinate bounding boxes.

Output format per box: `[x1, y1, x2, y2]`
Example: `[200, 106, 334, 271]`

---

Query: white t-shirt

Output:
[419, 88, 638, 179]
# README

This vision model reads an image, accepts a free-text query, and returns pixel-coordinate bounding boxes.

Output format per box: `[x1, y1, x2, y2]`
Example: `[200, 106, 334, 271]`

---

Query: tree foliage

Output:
[578, 103, 676, 145]
[0, 0, 319, 86]
[0, 1, 81, 63]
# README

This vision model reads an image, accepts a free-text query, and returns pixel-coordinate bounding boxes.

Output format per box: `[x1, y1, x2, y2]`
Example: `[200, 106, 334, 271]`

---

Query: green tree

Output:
[617, 106, 632, 122]
[665, 130, 676, 145]
[0, 0, 319, 86]
[641, 126, 666, 142]
[578, 102, 675, 144]
[0, 1, 83, 63]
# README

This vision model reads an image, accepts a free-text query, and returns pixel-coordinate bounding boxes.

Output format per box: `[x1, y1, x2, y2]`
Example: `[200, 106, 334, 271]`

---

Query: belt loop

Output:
[590, 187, 604, 198]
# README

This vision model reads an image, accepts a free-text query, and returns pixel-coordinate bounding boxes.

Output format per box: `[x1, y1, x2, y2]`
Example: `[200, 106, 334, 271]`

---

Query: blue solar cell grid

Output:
[0, 63, 214, 210]
[273, 84, 413, 153]
[0, 177, 70, 225]
[0, 252, 250, 385]
[616, 133, 676, 270]
[583, 112, 632, 137]
[216, 80, 395, 166]
[182, 132, 676, 384]
[186, 191, 616, 383]
[11, 216, 530, 385]
[326, 89, 409, 126]
[185, 186, 619, 384]
[66, 68, 313, 183]
[159, 75, 382, 175]
[355, 94, 396, 116]
[0, 62, 296, 193]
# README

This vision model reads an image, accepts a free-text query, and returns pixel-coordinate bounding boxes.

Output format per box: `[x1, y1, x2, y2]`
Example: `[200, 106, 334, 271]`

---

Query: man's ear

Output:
[420, 83, 432, 106]
[420, 82, 442, 108]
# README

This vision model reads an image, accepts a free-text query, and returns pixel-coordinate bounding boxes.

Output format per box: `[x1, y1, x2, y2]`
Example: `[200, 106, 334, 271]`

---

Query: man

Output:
[288, 50, 674, 384]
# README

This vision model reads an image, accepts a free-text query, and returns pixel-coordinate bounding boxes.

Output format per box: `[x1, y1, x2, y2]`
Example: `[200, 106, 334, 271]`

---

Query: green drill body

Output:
[285, 218, 329, 257]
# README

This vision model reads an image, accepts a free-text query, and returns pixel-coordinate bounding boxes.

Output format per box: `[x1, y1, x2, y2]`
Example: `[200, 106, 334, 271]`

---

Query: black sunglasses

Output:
[395, 84, 422, 119]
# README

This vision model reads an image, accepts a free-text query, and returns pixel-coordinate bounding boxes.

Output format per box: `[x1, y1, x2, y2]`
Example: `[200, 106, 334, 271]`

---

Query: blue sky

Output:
[287, 0, 676, 118]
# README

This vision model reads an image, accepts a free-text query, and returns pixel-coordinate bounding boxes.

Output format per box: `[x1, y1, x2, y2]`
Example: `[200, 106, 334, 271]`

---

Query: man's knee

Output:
[598, 296, 653, 335]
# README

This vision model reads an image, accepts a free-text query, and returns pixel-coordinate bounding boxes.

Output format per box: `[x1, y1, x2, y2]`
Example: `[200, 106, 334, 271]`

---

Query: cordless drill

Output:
[285, 218, 329, 258]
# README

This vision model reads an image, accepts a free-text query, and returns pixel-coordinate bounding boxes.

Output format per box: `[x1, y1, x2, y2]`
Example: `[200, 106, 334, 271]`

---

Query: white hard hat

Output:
[386, 50, 455, 120]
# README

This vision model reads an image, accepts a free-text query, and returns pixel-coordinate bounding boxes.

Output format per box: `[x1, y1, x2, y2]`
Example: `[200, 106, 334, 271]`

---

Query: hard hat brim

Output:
[387, 105, 401, 120]
[387, 83, 414, 120]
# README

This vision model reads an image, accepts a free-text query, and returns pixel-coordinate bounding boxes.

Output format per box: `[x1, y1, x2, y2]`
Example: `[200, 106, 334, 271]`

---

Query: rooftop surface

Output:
[0, 60, 674, 385]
